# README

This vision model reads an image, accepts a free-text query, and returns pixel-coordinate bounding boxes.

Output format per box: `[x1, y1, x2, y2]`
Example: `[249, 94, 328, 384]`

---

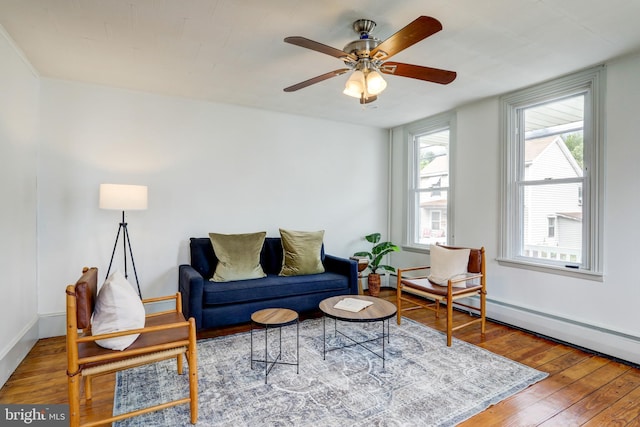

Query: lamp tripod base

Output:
[105, 211, 142, 298]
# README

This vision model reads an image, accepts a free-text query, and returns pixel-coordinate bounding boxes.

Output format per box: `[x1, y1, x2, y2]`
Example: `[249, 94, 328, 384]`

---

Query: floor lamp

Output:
[99, 183, 148, 298]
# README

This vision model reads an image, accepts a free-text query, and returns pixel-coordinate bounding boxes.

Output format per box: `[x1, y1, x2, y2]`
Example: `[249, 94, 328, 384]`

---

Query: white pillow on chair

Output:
[428, 244, 471, 288]
[92, 270, 145, 350]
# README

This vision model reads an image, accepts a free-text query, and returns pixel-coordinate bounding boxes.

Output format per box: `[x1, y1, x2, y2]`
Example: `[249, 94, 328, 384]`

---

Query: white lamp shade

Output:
[366, 71, 387, 95]
[343, 70, 365, 98]
[343, 86, 362, 98]
[99, 184, 148, 210]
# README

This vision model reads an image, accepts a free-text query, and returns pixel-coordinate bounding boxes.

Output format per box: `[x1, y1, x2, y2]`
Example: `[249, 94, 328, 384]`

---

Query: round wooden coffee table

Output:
[319, 295, 397, 368]
[250, 308, 299, 384]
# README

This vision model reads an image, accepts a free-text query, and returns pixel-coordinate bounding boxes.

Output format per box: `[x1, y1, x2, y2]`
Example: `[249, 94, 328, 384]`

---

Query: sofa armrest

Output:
[179, 264, 204, 330]
[324, 254, 358, 295]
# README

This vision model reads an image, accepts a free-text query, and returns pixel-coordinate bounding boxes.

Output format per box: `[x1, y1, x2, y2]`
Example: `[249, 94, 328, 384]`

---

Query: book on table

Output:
[333, 298, 373, 313]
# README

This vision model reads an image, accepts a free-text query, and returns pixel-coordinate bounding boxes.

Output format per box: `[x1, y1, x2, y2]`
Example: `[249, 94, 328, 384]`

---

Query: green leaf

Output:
[371, 242, 400, 255]
[353, 251, 372, 259]
[365, 233, 381, 244]
[353, 232, 400, 274]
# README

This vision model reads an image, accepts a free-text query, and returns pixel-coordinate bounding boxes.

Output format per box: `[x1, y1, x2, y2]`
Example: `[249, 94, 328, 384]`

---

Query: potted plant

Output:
[353, 232, 400, 297]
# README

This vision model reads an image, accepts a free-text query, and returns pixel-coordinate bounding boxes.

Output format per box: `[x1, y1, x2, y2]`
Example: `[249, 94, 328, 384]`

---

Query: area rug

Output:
[113, 317, 547, 426]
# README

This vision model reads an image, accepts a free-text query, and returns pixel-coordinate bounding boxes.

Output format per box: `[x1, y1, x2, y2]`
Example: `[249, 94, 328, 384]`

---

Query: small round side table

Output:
[250, 308, 299, 384]
[350, 256, 369, 295]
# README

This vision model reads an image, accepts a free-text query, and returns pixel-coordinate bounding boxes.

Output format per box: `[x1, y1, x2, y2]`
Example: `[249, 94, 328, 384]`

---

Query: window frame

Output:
[405, 111, 457, 251]
[547, 216, 556, 239]
[499, 66, 605, 279]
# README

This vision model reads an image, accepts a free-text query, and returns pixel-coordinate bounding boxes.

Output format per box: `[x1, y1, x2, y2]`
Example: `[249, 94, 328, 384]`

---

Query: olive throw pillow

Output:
[279, 228, 325, 276]
[209, 231, 267, 282]
[428, 244, 471, 288]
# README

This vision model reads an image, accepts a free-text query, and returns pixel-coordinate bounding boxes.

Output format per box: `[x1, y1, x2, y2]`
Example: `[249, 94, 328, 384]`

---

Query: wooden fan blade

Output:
[370, 16, 443, 61]
[380, 62, 457, 85]
[283, 68, 351, 92]
[284, 36, 357, 62]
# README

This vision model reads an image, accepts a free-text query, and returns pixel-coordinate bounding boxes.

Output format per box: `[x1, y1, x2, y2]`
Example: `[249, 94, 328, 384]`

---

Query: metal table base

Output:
[323, 316, 391, 368]
[250, 312, 299, 384]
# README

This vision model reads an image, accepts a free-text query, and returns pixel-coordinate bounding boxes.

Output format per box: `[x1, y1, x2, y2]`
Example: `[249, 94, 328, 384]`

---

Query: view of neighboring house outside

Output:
[523, 134, 583, 262]
[501, 67, 603, 274]
[418, 154, 448, 245]
[414, 124, 584, 260]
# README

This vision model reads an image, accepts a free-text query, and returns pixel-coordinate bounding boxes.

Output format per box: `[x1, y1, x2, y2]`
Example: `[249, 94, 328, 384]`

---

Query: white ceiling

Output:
[2, 0, 640, 129]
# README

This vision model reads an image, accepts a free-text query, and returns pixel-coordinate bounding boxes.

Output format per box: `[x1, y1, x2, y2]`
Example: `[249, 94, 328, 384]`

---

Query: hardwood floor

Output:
[2, 288, 639, 426]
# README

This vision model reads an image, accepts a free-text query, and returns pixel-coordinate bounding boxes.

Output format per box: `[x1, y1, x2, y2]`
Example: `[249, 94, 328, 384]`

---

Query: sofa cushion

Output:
[279, 229, 325, 276]
[261, 238, 285, 275]
[208, 232, 267, 282]
[190, 237, 217, 279]
[203, 272, 348, 306]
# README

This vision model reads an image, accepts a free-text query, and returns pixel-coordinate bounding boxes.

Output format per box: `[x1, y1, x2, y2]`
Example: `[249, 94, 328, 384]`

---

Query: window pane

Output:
[523, 95, 584, 181]
[416, 190, 448, 245]
[522, 183, 583, 263]
[417, 130, 449, 190]
[408, 114, 454, 250]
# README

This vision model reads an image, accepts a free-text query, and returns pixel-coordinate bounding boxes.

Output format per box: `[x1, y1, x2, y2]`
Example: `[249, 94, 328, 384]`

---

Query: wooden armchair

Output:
[66, 267, 198, 427]
[396, 245, 486, 346]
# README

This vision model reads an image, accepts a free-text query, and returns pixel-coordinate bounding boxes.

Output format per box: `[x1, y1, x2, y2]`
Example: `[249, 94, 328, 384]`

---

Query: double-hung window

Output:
[407, 112, 455, 249]
[500, 66, 604, 277]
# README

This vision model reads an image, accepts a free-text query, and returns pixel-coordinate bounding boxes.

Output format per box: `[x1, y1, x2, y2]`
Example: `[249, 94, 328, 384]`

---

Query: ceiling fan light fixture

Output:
[343, 87, 361, 98]
[343, 70, 366, 98]
[366, 70, 387, 95]
[284, 16, 456, 103]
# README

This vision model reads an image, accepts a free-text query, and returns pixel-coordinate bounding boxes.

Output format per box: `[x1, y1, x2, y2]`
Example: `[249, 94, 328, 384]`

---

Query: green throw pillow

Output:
[209, 232, 267, 282]
[279, 229, 325, 276]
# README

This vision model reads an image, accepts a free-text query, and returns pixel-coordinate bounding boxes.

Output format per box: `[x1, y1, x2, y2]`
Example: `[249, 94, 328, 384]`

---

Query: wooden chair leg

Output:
[84, 375, 92, 400]
[68, 375, 81, 427]
[188, 319, 198, 424]
[446, 301, 453, 347]
[177, 354, 184, 375]
[480, 290, 487, 335]
[396, 275, 403, 325]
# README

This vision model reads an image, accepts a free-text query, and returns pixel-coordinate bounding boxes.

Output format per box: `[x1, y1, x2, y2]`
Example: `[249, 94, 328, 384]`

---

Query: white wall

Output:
[0, 29, 39, 386]
[390, 52, 640, 365]
[35, 79, 390, 336]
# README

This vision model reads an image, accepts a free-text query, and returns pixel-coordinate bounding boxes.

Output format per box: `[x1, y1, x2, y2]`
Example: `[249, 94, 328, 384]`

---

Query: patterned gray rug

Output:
[114, 317, 547, 426]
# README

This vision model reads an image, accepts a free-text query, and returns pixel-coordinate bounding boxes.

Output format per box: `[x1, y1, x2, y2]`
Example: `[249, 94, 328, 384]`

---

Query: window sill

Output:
[401, 245, 430, 254]
[496, 258, 603, 282]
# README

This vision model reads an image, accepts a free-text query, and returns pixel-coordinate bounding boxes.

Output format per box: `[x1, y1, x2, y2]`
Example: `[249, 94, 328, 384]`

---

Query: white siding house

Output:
[419, 155, 448, 244]
[523, 135, 583, 262]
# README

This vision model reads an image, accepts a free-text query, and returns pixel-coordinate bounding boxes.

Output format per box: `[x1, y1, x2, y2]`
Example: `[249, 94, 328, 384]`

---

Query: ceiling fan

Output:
[283, 16, 457, 104]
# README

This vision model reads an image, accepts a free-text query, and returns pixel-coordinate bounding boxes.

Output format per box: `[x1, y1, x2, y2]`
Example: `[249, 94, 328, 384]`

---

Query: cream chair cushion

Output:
[428, 244, 470, 288]
[92, 270, 146, 350]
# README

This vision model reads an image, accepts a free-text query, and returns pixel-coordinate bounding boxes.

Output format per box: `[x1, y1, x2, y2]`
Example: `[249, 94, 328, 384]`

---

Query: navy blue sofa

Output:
[179, 237, 358, 331]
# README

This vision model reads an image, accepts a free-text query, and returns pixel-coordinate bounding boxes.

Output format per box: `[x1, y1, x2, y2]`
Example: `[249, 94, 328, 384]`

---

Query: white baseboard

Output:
[36, 304, 174, 340]
[391, 276, 640, 366]
[0, 319, 38, 388]
[486, 298, 640, 366]
[38, 312, 66, 339]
